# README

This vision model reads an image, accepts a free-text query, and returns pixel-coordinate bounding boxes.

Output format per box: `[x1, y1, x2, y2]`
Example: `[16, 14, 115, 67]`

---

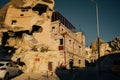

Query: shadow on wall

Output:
[0, 24, 42, 61]
[1, 25, 42, 45]
[55, 53, 120, 80]
[0, 45, 16, 61]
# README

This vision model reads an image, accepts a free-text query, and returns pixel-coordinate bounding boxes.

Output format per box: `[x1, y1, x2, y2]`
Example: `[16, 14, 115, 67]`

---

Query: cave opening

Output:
[32, 4, 48, 15]
[30, 25, 42, 34]
[14, 30, 30, 38]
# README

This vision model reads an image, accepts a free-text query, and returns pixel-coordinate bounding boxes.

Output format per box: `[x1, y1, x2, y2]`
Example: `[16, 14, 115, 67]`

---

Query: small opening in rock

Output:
[11, 20, 17, 25]
[20, 14, 24, 16]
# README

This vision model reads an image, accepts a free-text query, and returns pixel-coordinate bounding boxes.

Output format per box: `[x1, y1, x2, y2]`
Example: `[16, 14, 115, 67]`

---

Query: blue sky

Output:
[54, 0, 120, 45]
[0, 0, 120, 45]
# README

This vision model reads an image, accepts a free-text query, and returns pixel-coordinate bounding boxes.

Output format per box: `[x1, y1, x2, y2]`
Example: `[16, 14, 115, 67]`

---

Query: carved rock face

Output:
[0, 0, 55, 73]
[11, 0, 54, 9]
[0, 0, 55, 32]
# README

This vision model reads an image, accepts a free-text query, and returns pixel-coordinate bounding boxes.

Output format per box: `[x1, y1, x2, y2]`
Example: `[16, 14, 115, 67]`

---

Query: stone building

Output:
[85, 46, 96, 63]
[0, 0, 86, 73]
[51, 12, 86, 67]
[86, 37, 120, 63]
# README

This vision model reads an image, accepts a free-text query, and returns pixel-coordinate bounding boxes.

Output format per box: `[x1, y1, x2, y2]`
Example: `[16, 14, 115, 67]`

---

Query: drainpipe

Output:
[63, 34, 66, 66]
[72, 42, 74, 59]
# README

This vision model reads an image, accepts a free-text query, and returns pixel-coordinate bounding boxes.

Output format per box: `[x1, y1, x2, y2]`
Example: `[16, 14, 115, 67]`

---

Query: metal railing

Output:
[52, 11, 76, 33]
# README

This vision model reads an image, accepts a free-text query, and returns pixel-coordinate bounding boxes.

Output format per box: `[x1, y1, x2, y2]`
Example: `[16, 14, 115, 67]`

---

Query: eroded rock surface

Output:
[0, 0, 58, 73]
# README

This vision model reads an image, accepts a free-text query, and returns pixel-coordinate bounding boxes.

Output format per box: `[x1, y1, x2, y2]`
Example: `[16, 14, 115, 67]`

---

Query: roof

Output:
[52, 11, 76, 33]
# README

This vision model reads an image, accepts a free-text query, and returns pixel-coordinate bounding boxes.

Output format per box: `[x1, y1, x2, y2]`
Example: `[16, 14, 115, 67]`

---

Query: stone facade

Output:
[100, 43, 111, 56]
[51, 12, 86, 67]
[86, 37, 120, 63]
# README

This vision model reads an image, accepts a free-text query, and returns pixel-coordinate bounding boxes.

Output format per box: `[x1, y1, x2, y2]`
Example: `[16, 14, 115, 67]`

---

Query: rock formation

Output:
[108, 37, 120, 52]
[91, 37, 120, 57]
[0, 0, 58, 73]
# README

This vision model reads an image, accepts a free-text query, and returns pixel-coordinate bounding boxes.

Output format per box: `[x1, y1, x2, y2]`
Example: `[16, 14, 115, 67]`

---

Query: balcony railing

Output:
[52, 11, 76, 33]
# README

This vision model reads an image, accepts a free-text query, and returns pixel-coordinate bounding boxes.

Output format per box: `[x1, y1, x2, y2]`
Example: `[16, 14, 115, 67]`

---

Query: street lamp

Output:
[96, 0, 101, 76]
[95, 0, 100, 38]
[94, 0, 100, 61]
[92, 0, 101, 75]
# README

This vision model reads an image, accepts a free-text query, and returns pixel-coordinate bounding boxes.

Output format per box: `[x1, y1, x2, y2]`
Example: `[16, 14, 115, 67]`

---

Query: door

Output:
[48, 61, 53, 71]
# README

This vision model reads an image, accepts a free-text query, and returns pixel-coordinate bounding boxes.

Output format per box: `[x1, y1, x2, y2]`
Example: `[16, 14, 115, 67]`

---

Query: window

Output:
[52, 26, 55, 32]
[69, 40, 71, 46]
[78, 59, 81, 64]
[60, 39, 64, 45]
[61, 29, 64, 32]
[11, 20, 17, 25]
[20, 14, 24, 16]
[21, 9, 25, 12]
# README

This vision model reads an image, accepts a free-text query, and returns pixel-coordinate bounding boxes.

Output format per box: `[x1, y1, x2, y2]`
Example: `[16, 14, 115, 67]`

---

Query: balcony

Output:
[52, 11, 76, 33]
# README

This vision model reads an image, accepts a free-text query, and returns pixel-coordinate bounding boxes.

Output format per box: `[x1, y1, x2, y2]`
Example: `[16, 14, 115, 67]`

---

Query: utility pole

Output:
[95, 0, 101, 78]
[92, 0, 101, 78]
[95, 0, 100, 72]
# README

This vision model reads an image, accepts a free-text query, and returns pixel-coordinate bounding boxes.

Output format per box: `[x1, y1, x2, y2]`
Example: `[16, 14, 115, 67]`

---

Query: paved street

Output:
[55, 67, 120, 80]
[11, 72, 59, 80]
